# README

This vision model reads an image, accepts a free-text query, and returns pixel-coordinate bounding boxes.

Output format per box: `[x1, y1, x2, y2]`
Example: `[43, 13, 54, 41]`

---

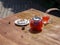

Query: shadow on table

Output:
[29, 29, 42, 34]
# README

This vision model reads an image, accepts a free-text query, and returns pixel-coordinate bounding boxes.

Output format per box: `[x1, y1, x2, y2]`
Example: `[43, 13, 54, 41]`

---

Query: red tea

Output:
[30, 16, 43, 31]
[42, 15, 50, 24]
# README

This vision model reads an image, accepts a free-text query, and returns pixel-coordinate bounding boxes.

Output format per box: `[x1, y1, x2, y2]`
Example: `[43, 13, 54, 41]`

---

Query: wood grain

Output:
[0, 9, 60, 45]
[0, 34, 18, 45]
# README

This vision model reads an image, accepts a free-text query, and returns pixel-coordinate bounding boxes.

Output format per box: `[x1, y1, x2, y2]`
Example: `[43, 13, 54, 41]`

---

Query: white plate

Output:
[14, 19, 29, 25]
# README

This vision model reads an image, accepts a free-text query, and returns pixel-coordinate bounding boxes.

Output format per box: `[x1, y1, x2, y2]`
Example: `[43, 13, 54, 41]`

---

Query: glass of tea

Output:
[30, 16, 43, 32]
[42, 15, 50, 24]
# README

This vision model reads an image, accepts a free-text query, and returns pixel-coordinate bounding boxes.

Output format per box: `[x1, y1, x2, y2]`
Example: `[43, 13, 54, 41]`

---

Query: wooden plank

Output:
[0, 17, 28, 45]
[0, 9, 60, 45]
[0, 16, 45, 45]
[0, 34, 18, 45]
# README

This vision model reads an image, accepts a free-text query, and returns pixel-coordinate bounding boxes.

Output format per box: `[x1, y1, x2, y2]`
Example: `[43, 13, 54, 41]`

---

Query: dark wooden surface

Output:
[0, 9, 60, 45]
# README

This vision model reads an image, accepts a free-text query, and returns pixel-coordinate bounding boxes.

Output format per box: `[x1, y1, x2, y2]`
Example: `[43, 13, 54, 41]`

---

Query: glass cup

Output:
[30, 16, 43, 32]
[42, 15, 50, 24]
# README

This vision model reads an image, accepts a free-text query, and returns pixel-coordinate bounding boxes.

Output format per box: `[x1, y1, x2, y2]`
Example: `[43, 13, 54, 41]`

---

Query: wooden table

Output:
[0, 9, 60, 45]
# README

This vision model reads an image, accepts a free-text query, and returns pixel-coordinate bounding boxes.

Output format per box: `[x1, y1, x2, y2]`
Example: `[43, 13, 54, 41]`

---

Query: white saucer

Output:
[14, 19, 29, 25]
